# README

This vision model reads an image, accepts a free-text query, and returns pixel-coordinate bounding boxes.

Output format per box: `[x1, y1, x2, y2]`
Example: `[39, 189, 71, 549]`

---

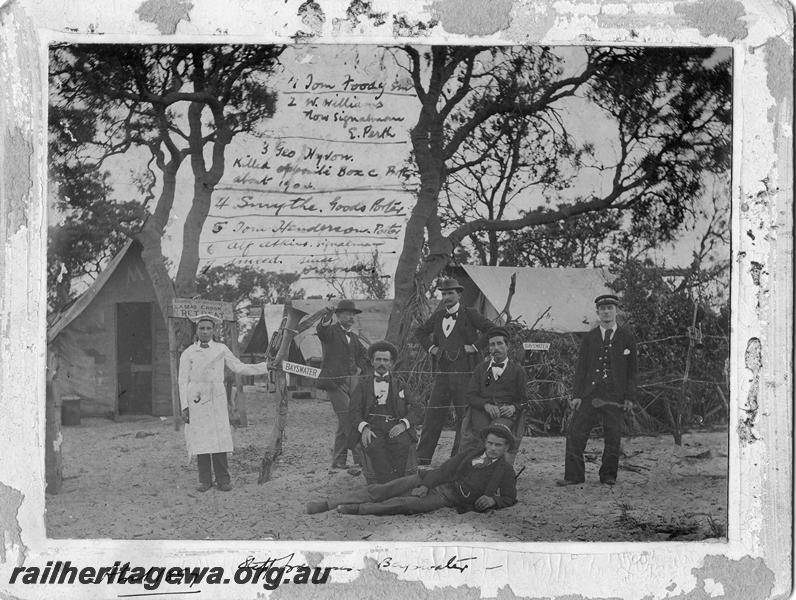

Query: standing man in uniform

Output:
[316, 299, 368, 470]
[415, 277, 493, 466]
[557, 294, 637, 486]
[459, 326, 528, 465]
[179, 314, 269, 492]
[349, 340, 422, 483]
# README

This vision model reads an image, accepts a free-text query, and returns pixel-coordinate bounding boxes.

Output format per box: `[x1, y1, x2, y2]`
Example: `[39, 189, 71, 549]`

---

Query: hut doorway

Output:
[116, 302, 153, 415]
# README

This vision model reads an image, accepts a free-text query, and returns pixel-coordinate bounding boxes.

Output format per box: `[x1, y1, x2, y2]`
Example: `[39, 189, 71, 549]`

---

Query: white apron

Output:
[178, 341, 269, 456]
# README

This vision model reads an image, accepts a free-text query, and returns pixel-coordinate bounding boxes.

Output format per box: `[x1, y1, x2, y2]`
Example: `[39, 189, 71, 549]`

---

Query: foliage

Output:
[386, 45, 731, 344]
[195, 266, 305, 318]
[49, 44, 285, 299]
[47, 167, 145, 314]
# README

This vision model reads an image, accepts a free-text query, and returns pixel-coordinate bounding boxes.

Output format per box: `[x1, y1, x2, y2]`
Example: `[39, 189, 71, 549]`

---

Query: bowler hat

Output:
[595, 294, 620, 307]
[436, 277, 464, 292]
[335, 299, 362, 314]
[368, 340, 399, 361]
[481, 418, 517, 450]
[485, 326, 510, 341]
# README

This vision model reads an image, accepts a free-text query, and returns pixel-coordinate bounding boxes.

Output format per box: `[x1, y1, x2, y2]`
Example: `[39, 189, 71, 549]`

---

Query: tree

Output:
[47, 167, 146, 313]
[49, 44, 286, 322]
[195, 266, 305, 317]
[385, 46, 730, 345]
[441, 110, 589, 266]
[318, 250, 390, 300]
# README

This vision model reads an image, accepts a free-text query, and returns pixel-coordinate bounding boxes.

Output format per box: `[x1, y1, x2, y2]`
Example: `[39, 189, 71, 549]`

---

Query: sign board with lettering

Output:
[523, 342, 551, 352]
[282, 361, 321, 379]
[170, 299, 235, 322]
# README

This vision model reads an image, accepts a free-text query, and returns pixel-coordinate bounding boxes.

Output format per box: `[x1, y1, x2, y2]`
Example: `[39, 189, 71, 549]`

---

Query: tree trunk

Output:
[175, 181, 214, 296]
[386, 168, 445, 343]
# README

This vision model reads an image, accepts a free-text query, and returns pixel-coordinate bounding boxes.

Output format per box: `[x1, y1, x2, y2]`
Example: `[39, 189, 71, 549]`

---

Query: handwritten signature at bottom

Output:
[376, 555, 502, 574]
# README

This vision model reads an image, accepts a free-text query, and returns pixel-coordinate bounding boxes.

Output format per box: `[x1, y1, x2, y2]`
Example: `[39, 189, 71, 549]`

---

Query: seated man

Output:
[349, 341, 421, 483]
[459, 327, 527, 464]
[306, 422, 517, 516]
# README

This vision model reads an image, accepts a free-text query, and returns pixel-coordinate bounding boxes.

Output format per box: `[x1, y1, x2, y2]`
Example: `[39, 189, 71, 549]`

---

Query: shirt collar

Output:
[446, 303, 461, 315]
[490, 357, 508, 368]
[599, 323, 617, 335]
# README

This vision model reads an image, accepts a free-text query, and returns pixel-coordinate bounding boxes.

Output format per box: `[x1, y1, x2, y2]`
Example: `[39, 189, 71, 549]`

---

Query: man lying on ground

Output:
[306, 422, 517, 516]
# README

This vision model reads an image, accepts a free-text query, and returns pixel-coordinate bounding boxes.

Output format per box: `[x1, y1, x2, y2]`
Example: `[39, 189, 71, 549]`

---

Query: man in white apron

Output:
[179, 314, 269, 491]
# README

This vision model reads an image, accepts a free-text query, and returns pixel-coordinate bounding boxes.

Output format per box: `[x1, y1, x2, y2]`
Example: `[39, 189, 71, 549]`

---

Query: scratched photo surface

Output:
[43, 43, 733, 543]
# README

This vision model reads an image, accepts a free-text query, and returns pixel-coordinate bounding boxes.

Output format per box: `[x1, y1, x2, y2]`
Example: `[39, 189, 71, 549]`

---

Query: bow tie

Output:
[492, 362, 506, 369]
[200, 342, 210, 348]
[443, 312, 457, 320]
[374, 375, 390, 383]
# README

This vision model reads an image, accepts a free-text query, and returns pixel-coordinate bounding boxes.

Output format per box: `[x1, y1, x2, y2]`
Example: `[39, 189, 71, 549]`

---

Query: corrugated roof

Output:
[462, 265, 613, 333]
[48, 238, 137, 343]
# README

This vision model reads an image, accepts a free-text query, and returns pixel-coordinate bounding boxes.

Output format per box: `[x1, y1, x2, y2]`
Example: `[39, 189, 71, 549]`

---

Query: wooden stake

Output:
[258, 304, 329, 484]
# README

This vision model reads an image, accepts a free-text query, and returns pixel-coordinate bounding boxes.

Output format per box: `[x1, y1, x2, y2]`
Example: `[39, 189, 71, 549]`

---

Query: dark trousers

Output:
[197, 452, 229, 486]
[327, 473, 455, 515]
[328, 386, 362, 468]
[364, 429, 413, 483]
[564, 396, 623, 482]
[416, 372, 469, 464]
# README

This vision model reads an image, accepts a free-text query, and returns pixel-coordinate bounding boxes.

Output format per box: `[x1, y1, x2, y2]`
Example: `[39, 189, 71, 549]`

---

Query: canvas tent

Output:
[457, 265, 613, 333]
[47, 239, 172, 417]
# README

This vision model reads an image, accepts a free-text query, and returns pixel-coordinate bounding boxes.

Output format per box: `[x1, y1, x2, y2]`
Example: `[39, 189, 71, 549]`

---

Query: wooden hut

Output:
[47, 239, 172, 417]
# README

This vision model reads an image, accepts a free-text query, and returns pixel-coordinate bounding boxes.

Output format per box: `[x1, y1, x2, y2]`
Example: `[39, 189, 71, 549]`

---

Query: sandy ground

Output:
[47, 389, 728, 542]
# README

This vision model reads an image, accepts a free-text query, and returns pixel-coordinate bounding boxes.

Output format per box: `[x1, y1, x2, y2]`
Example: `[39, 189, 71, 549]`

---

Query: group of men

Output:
[178, 277, 638, 518]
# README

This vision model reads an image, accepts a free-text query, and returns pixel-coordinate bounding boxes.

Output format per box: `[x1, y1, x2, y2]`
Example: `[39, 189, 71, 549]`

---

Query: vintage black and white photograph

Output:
[44, 42, 733, 542]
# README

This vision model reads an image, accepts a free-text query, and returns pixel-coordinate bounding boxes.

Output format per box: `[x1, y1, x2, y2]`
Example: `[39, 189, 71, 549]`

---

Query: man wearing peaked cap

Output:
[316, 299, 368, 471]
[557, 293, 638, 487]
[414, 277, 493, 465]
[459, 326, 527, 465]
[179, 312, 269, 492]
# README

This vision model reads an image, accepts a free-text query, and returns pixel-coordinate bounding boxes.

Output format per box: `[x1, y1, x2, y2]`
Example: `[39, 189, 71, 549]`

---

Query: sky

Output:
[61, 44, 732, 299]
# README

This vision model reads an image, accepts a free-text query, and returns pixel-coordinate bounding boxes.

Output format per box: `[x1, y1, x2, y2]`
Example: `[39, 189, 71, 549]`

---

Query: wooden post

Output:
[224, 320, 247, 427]
[45, 377, 63, 494]
[258, 304, 329, 484]
[168, 316, 181, 431]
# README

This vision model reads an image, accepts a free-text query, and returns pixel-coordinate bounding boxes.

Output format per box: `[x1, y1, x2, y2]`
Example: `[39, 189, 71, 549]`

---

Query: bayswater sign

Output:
[282, 361, 321, 379]
[523, 342, 551, 351]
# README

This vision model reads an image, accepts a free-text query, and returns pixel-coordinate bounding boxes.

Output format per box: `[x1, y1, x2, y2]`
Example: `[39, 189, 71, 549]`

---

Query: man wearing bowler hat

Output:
[179, 314, 269, 492]
[316, 299, 368, 470]
[306, 421, 517, 516]
[349, 340, 422, 483]
[557, 294, 638, 487]
[415, 277, 494, 465]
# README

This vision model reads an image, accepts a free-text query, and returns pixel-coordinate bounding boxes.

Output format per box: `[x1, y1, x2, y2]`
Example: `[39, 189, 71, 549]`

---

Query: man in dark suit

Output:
[415, 277, 493, 465]
[316, 299, 368, 470]
[350, 341, 422, 483]
[459, 327, 528, 465]
[306, 422, 517, 516]
[557, 294, 638, 486]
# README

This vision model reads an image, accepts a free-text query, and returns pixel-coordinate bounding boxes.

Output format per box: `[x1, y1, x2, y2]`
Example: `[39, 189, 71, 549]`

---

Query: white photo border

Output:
[0, 0, 792, 598]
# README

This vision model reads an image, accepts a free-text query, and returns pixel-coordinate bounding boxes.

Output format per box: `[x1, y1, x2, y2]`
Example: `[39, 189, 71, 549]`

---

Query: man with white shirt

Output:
[459, 327, 528, 464]
[415, 277, 493, 465]
[306, 422, 517, 516]
[179, 314, 269, 492]
[349, 341, 421, 483]
[557, 294, 638, 487]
